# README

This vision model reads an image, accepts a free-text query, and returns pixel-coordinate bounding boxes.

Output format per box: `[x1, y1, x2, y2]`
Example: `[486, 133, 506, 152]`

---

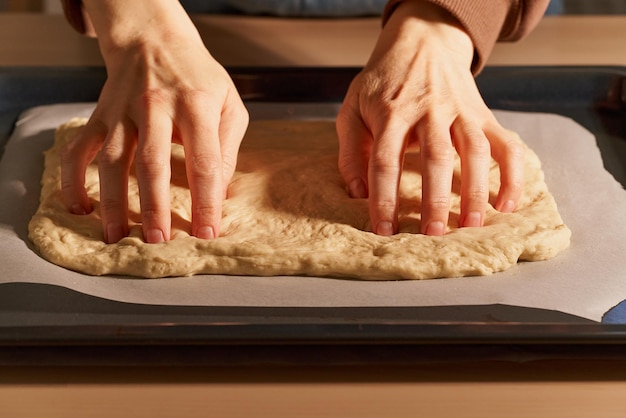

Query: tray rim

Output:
[1, 65, 626, 354]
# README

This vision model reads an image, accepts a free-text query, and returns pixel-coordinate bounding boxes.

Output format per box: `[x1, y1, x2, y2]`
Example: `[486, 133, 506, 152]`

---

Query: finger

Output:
[367, 119, 408, 236]
[485, 122, 525, 213]
[60, 118, 105, 215]
[418, 118, 455, 236]
[452, 118, 491, 228]
[135, 109, 173, 244]
[97, 122, 136, 243]
[177, 95, 224, 240]
[219, 94, 249, 198]
[336, 103, 371, 199]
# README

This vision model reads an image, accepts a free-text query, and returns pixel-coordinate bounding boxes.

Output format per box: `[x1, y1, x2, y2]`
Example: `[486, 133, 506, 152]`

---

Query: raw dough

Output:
[28, 119, 570, 279]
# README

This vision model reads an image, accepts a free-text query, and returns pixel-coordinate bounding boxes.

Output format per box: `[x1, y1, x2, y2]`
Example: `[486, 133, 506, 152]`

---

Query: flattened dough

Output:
[28, 119, 570, 279]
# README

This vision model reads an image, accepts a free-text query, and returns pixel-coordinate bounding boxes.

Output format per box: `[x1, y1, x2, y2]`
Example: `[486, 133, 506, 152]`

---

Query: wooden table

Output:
[1, 14, 625, 67]
[1, 13, 626, 418]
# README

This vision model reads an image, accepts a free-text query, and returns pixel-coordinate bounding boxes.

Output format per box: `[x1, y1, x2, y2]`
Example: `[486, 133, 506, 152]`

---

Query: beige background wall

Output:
[0, 0, 60, 12]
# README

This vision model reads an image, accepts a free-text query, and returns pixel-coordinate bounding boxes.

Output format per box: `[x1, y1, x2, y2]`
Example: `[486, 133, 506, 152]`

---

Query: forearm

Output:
[383, 0, 550, 72]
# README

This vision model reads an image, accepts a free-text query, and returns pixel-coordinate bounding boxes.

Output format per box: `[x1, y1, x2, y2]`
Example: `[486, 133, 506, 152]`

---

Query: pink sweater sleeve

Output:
[383, 0, 550, 72]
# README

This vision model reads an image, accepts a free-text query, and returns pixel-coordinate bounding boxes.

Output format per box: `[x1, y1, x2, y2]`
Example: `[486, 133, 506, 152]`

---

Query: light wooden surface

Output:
[2, 361, 626, 418]
[2, 381, 626, 418]
[489, 15, 626, 67]
[1, 13, 626, 418]
[1, 14, 625, 67]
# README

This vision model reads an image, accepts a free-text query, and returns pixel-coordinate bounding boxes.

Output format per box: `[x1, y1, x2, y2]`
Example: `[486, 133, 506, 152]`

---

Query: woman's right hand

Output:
[336, 0, 524, 236]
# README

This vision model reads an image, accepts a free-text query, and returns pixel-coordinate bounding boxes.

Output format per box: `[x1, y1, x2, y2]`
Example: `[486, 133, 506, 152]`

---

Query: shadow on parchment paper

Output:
[0, 282, 596, 326]
[0, 128, 54, 247]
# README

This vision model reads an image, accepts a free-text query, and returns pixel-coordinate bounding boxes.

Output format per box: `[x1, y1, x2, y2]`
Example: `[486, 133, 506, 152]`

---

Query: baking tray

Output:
[1, 66, 626, 365]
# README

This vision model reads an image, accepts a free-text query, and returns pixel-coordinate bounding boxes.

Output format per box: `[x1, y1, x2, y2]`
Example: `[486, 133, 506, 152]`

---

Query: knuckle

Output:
[421, 141, 456, 164]
[423, 195, 450, 214]
[231, 103, 250, 128]
[60, 142, 75, 163]
[504, 178, 525, 193]
[369, 152, 398, 173]
[98, 142, 127, 167]
[338, 156, 365, 180]
[465, 187, 490, 204]
[60, 169, 80, 193]
[179, 89, 212, 106]
[372, 198, 397, 214]
[60, 177, 76, 195]
[505, 140, 526, 161]
[60, 147, 85, 194]
[372, 98, 396, 117]
[191, 201, 222, 224]
[99, 197, 124, 215]
[188, 152, 222, 178]
[139, 206, 166, 224]
[192, 203, 220, 218]
[60, 140, 83, 168]
[221, 154, 238, 180]
[135, 149, 169, 178]
[369, 139, 403, 174]
[137, 89, 170, 109]
[178, 90, 220, 123]
[493, 133, 525, 162]
[463, 137, 491, 157]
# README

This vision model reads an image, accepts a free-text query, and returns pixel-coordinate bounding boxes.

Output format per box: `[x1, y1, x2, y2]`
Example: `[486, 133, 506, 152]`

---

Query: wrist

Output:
[381, 0, 474, 68]
[82, 0, 202, 57]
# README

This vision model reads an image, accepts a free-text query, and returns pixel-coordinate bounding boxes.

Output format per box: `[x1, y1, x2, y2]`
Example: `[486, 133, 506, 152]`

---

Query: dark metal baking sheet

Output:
[1, 66, 626, 362]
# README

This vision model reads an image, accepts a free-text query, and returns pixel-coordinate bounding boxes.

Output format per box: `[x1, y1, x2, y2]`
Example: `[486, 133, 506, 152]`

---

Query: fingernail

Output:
[71, 204, 87, 215]
[463, 211, 482, 228]
[145, 228, 165, 244]
[376, 221, 394, 236]
[347, 178, 367, 198]
[425, 221, 445, 236]
[197, 226, 216, 240]
[106, 223, 124, 243]
[499, 200, 516, 213]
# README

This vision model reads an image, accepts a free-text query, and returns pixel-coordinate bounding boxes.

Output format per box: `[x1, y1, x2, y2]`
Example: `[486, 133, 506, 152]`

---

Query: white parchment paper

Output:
[1, 103, 625, 322]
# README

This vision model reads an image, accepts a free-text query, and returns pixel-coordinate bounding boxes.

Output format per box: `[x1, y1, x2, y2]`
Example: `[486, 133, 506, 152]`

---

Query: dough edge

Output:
[28, 118, 571, 280]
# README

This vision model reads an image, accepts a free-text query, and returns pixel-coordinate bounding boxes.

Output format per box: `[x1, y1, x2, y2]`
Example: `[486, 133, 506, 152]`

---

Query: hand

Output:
[336, 0, 524, 236]
[60, 0, 249, 244]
